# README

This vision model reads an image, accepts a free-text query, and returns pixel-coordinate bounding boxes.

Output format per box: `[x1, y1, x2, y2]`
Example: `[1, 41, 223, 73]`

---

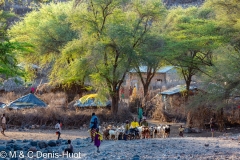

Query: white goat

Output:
[109, 128, 120, 140]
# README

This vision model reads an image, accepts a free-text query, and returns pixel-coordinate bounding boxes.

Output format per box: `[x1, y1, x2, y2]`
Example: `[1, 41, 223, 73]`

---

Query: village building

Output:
[121, 66, 185, 99]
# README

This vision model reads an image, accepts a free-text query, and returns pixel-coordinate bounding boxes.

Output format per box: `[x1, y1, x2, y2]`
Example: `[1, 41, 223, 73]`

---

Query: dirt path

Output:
[0, 129, 89, 141]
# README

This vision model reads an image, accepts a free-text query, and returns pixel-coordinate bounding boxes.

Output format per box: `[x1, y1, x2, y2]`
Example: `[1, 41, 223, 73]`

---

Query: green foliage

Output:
[162, 6, 222, 93]
[0, 10, 32, 79]
[63, 0, 166, 113]
[9, 2, 78, 82]
[203, 0, 240, 47]
[186, 0, 240, 110]
[187, 45, 240, 110]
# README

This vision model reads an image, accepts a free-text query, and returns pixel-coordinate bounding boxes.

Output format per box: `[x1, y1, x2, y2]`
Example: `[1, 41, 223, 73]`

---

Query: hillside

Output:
[1, 0, 205, 17]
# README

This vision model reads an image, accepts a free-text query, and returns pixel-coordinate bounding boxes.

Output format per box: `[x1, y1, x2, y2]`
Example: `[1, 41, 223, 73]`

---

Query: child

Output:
[124, 120, 130, 140]
[1, 114, 6, 135]
[179, 125, 184, 137]
[210, 118, 215, 137]
[94, 128, 102, 153]
[55, 120, 62, 140]
[64, 139, 73, 154]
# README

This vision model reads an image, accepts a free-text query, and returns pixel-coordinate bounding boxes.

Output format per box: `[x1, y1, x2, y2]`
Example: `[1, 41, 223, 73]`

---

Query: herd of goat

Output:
[94, 124, 171, 140]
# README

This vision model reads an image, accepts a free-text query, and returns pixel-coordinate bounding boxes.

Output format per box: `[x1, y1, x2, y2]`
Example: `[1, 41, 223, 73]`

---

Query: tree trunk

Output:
[185, 76, 192, 101]
[111, 91, 119, 115]
[186, 111, 193, 128]
[143, 84, 149, 98]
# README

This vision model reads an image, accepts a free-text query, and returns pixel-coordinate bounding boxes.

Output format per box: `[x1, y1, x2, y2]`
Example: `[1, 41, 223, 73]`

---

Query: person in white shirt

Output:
[55, 120, 62, 140]
[1, 114, 6, 135]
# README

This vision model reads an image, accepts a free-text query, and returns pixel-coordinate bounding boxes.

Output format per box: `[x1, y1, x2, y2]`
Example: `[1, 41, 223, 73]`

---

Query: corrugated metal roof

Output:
[129, 66, 175, 73]
[157, 66, 175, 73]
[160, 85, 197, 95]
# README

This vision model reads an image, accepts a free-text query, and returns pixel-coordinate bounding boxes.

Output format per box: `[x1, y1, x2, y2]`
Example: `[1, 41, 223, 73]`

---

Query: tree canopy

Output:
[0, 10, 31, 80]
[162, 6, 222, 97]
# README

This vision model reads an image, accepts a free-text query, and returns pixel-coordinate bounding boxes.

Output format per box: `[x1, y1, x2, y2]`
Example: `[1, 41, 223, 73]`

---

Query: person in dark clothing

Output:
[89, 113, 99, 142]
[64, 139, 73, 154]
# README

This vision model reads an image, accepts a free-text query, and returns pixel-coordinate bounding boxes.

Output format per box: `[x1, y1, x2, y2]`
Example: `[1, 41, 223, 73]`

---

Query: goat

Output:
[163, 125, 171, 138]
[141, 127, 150, 139]
[153, 125, 164, 138]
[102, 127, 110, 140]
[109, 128, 120, 140]
[149, 126, 156, 138]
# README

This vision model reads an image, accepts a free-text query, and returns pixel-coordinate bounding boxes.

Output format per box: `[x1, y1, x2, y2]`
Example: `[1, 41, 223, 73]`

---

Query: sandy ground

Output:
[79, 137, 240, 160]
[0, 129, 89, 141]
[0, 123, 239, 160]
[1, 121, 240, 140]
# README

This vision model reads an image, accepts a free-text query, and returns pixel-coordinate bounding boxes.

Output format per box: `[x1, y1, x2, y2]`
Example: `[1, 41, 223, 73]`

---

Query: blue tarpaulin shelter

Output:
[6, 93, 47, 109]
[0, 102, 6, 108]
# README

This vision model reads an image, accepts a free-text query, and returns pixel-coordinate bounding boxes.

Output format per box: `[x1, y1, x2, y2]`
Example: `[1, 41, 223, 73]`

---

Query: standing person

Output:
[1, 114, 6, 135]
[129, 86, 133, 97]
[120, 87, 125, 102]
[132, 86, 137, 99]
[55, 120, 62, 140]
[124, 120, 130, 140]
[138, 107, 143, 124]
[94, 128, 102, 153]
[179, 125, 184, 137]
[210, 118, 215, 137]
[140, 117, 148, 127]
[64, 139, 73, 154]
[89, 113, 99, 143]
[30, 86, 35, 94]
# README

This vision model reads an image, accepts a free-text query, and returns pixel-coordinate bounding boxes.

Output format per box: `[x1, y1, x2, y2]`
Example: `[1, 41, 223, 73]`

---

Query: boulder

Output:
[48, 140, 56, 147]
[184, 128, 192, 133]
[56, 139, 62, 146]
[13, 144, 23, 151]
[30, 141, 38, 146]
[38, 141, 48, 149]
[29, 146, 37, 152]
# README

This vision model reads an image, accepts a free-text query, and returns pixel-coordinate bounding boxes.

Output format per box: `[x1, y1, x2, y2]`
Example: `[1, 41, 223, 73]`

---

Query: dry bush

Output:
[0, 91, 133, 128]
[0, 92, 22, 104]
[38, 92, 67, 108]
[3, 106, 133, 128]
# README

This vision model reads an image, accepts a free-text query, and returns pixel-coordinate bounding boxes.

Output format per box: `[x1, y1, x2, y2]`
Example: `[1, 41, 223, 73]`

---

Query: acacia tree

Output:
[189, 0, 240, 119]
[0, 10, 30, 79]
[9, 2, 78, 82]
[64, 0, 166, 114]
[163, 7, 221, 99]
[133, 35, 165, 97]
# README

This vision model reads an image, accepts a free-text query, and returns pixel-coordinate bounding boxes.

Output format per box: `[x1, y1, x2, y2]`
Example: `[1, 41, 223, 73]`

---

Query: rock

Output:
[30, 141, 38, 146]
[184, 128, 192, 133]
[13, 144, 23, 151]
[48, 140, 56, 147]
[6, 144, 13, 149]
[23, 139, 29, 143]
[29, 146, 37, 152]
[7, 140, 15, 144]
[56, 139, 62, 146]
[76, 141, 81, 145]
[0, 145, 6, 152]
[38, 141, 48, 149]
[132, 155, 140, 160]
[204, 144, 209, 147]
